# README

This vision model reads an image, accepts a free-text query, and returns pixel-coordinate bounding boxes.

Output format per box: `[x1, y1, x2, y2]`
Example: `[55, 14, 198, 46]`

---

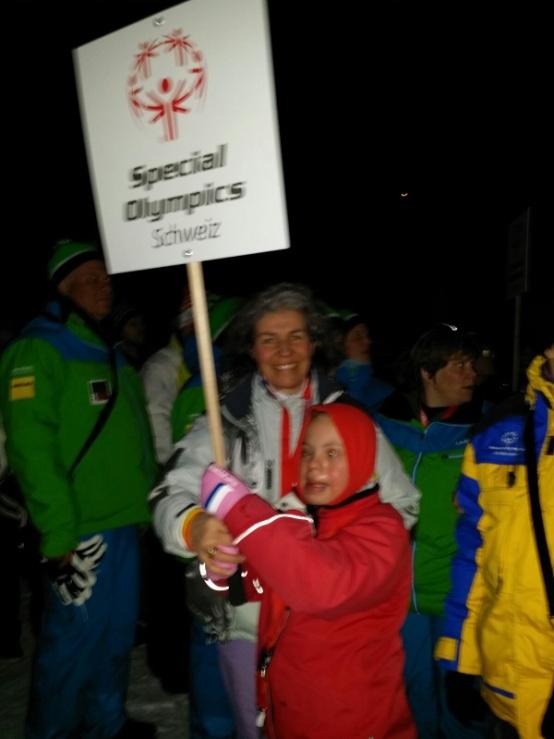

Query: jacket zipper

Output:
[265, 459, 273, 491]
[410, 450, 423, 613]
[257, 608, 290, 731]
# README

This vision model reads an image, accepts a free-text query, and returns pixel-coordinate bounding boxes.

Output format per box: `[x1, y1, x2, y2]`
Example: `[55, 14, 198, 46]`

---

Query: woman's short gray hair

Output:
[228, 282, 325, 356]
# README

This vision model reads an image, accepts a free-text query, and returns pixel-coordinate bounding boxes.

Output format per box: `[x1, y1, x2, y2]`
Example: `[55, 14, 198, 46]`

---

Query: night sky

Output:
[3, 1, 552, 370]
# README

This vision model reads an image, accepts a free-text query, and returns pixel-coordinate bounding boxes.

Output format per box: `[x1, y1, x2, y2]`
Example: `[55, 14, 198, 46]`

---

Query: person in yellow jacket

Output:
[435, 342, 554, 739]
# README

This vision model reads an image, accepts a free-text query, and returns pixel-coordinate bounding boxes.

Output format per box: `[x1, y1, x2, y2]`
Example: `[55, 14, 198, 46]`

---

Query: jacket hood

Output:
[297, 402, 376, 505]
[526, 354, 554, 408]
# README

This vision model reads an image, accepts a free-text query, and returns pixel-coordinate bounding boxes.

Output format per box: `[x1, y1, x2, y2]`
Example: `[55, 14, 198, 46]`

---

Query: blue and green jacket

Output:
[0, 303, 157, 558]
[377, 393, 480, 614]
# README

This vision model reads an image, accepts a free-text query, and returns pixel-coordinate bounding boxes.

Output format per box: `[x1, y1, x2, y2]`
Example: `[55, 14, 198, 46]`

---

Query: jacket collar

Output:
[527, 354, 554, 409]
[222, 369, 343, 426]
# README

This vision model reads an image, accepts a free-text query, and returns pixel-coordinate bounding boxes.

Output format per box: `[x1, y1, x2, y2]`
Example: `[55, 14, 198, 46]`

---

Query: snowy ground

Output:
[0, 595, 190, 738]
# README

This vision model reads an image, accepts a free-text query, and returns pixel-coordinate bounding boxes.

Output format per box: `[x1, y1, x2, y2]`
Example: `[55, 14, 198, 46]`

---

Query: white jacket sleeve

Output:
[375, 424, 420, 529]
[141, 354, 179, 465]
[149, 415, 215, 557]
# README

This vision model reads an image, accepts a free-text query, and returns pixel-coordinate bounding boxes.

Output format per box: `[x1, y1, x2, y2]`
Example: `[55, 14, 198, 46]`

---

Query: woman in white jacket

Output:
[151, 283, 420, 738]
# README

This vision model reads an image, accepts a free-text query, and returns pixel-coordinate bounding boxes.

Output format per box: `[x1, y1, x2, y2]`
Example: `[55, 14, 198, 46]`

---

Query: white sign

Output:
[74, 0, 289, 274]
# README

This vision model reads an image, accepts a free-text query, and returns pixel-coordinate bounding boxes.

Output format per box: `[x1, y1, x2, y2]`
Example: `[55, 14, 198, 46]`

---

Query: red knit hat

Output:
[298, 403, 377, 505]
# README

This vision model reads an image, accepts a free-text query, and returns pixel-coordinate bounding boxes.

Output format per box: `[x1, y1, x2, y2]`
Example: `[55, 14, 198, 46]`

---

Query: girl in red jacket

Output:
[200, 403, 415, 739]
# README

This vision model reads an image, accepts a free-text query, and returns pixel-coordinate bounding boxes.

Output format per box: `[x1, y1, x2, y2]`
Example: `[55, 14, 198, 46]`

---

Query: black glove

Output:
[0, 473, 28, 527]
[445, 671, 489, 726]
[185, 559, 233, 643]
[0, 490, 28, 527]
[45, 534, 107, 606]
[542, 690, 553, 739]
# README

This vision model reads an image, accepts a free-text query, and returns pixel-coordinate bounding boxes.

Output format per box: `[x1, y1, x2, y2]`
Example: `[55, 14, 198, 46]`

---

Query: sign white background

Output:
[74, 0, 289, 274]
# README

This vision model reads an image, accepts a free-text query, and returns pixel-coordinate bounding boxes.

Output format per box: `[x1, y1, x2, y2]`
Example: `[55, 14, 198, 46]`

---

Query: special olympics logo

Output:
[127, 29, 207, 142]
[501, 431, 519, 446]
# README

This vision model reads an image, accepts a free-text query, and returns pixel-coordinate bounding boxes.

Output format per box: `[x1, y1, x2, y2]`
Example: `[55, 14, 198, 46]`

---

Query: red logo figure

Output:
[134, 40, 160, 79]
[163, 28, 194, 66]
[127, 29, 207, 142]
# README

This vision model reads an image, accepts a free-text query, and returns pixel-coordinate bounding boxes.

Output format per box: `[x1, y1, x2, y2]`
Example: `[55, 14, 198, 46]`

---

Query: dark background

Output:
[3, 1, 552, 372]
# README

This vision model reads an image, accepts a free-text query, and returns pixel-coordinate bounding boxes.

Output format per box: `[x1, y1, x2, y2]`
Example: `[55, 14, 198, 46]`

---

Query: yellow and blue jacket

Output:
[435, 355, 554, 738]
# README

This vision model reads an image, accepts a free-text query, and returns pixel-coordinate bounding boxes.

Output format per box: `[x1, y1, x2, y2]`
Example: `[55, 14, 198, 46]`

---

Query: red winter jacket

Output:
[224, 490, 415, 739]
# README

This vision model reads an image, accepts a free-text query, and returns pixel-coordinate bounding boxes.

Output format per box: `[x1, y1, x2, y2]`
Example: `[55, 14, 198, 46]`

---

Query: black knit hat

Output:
[111, 303, 141, 333]
[342, 313, 367, 336]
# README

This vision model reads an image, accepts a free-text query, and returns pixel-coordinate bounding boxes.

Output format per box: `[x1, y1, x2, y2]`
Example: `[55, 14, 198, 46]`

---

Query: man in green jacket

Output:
[0, 240, 158, 739]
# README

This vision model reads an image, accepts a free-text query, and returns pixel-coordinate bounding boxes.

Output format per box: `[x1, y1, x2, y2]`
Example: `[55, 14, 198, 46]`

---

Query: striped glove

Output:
[46, 534, 107, 606]
[200, 464, 252, 520]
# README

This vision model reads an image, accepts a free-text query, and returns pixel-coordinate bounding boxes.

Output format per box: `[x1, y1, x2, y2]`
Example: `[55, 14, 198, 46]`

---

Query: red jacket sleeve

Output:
[225, 495, 410, 618]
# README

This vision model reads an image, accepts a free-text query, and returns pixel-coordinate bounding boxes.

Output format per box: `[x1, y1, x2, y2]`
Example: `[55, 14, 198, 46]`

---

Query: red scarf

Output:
[280, 381, 312, 496]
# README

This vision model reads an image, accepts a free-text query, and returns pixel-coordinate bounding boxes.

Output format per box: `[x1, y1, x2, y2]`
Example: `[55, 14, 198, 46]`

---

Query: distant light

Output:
[400, 192, 409, 198]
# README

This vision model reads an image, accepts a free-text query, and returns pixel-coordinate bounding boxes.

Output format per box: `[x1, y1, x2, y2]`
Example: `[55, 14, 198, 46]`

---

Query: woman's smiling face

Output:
[251, 309, 314, 394]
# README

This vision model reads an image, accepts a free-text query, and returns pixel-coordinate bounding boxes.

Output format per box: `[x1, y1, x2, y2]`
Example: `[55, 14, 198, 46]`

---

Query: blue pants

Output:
[26, 527, 140, 739]
[402, 612, 491, 738]
[190, 620, 235, 738]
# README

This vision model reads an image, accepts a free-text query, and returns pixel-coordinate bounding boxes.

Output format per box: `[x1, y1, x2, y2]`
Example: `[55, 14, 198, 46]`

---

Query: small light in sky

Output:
[400, 192, 409, 198]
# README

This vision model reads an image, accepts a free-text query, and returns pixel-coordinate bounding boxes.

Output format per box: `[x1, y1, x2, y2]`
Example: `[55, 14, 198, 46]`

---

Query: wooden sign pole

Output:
[186, 261, 226, 466]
